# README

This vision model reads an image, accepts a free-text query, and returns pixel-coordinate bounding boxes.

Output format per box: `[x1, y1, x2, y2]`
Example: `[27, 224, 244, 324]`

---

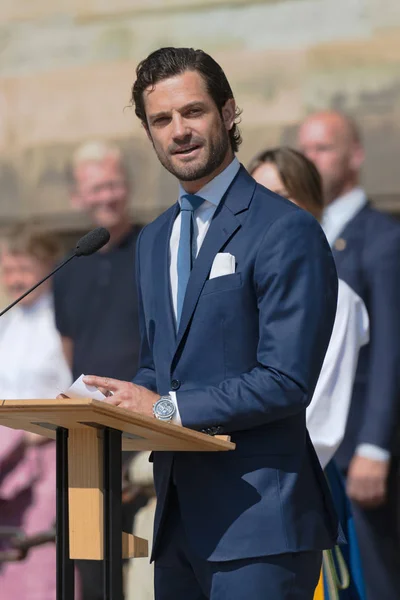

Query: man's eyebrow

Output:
[148, 110, 169, 120]
[148, 101, 205, 120]
[180, 101, 205, 110]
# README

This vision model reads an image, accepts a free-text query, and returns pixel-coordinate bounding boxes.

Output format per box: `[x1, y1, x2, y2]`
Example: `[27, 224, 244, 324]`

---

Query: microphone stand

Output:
[0, 226, 109, 318]
[0, 253, 76, 318]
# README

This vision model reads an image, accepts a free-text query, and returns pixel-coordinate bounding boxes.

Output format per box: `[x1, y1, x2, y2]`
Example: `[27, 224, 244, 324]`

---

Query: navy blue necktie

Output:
[177, 194, 204, 325]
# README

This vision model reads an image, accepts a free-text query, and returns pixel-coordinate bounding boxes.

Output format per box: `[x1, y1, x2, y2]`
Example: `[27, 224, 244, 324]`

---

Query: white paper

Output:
[63, 374, 107, 401]
[209, 253, 236, 279]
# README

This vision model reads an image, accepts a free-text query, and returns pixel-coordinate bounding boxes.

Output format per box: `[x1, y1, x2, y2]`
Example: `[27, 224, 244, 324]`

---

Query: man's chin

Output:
[170, 160, 211, 182]
[92, 214, 123, 230]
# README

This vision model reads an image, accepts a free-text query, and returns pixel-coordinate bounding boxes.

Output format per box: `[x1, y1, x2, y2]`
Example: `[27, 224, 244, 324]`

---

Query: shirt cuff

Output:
[169, 391, 182, 426]
[355, 444, 390, 462]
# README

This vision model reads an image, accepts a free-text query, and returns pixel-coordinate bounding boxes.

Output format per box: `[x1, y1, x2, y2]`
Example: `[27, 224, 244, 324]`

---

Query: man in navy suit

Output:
[85, 48, 338, 599]
[298, 110, 400, 600]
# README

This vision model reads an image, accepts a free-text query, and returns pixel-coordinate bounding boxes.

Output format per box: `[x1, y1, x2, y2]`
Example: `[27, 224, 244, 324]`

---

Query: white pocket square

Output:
[210, 253, 236, 279]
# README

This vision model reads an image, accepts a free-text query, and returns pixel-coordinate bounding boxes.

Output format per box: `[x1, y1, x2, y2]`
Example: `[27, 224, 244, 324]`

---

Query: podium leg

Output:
[56, 427, 75, 600]
[103, 427, 123, 600]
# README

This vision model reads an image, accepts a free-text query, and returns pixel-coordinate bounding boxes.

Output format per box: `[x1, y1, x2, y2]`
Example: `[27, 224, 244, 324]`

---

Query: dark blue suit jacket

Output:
[133, 166, 339, 562]
[332, 204, 400, 470]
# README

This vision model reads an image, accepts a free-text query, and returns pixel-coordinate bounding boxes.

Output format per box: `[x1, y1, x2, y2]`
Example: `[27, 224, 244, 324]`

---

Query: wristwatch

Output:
[153, 395, 176, 422]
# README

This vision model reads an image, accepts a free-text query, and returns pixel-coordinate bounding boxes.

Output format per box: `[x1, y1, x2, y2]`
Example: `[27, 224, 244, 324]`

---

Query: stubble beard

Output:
[154, 126, 230, 183]
[323, 172, 351, 205]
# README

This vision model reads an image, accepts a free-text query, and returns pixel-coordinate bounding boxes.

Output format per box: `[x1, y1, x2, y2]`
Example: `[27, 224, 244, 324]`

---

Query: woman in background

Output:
[249, 147, 369, 600]
[0, 224, 78, 599]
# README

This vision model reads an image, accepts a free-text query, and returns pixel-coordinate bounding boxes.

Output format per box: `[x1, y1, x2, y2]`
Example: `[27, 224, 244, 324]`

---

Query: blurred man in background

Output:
[53, 141, 146, 600]
[0, 224, 73, 600]
[298, 111, 400, 600]
[54, 140, 141, 380]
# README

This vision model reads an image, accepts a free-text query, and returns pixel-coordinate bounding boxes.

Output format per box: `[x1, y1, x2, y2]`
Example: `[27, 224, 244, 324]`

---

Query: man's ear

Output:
[350, 143, 365, 172]
[221, 98, 236, 132]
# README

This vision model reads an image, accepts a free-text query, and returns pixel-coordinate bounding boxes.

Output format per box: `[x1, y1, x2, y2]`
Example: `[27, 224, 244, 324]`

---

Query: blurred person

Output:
[55, 140, 141, 379]
[249, 147, 369, 599]
[0, 224, 73, 600]
[53, 140, 146, 600]
[84, 47, 339, 600]
[0, 224, 71, 398]
[298, 111, 400, 600]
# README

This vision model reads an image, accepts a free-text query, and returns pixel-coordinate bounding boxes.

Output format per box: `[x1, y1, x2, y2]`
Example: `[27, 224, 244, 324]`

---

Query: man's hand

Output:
[83, 375, 159, 418]
[346, 455, 389, 508]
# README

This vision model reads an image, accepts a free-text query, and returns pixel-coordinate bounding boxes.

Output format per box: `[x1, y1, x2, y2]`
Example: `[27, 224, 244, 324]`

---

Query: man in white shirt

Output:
[298, 111, 400, 600]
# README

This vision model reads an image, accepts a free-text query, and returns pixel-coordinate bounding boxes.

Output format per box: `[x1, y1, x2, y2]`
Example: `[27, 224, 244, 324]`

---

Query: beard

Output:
[323, 172, 350, 205]
[153, 121, 230, 182]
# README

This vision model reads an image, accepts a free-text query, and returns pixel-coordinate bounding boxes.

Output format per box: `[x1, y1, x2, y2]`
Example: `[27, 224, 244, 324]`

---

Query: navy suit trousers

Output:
[154, 487, 322, 600]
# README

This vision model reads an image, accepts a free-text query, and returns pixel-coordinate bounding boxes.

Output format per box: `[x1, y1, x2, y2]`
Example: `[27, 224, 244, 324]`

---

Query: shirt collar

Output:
[20, 292, 53, 315]
[322, 187, 367, 246]
[178, 157, 240, 208]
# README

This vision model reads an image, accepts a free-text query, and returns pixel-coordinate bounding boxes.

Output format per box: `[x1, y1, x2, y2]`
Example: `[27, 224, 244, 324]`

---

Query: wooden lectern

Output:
[0, 398, 235, 600]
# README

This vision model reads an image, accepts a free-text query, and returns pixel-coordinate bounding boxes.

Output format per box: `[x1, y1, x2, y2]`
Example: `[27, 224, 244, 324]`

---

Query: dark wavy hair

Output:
[131, 47, 242, 152]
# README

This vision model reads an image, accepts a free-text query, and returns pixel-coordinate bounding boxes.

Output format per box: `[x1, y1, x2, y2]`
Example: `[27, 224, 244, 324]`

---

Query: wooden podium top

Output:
[0, 398, 235, 452]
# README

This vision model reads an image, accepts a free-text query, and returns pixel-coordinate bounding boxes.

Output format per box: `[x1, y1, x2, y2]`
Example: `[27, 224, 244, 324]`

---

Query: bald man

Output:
[298, 111, 400, 600]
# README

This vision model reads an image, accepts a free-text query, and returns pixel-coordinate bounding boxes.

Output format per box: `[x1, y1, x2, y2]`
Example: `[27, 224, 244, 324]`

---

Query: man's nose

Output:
[95, 184, 117, 203]
[171, 115, 190, 140]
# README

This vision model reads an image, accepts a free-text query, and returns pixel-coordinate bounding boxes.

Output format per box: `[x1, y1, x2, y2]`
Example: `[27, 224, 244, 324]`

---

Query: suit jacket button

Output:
[171, 379, 181, 391]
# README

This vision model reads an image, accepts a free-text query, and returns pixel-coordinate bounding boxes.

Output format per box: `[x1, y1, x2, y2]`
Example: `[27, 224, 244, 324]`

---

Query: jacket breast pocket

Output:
[202, 272, 242, 296]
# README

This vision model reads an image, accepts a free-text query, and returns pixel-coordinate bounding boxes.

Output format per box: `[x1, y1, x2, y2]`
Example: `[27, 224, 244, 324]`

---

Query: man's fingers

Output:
[102, 396, 141, 413]
[347, 476, 386, 508]
[83, 375, 121, 392]
[103, 395, 123, 406]
[102, 390, 134, 406]
[353, 494, 384, 509]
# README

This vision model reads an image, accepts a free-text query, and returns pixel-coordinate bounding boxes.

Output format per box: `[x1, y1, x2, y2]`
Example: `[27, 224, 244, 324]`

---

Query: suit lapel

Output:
[154, 204, 179, 350]
[174, 167, 256, 353]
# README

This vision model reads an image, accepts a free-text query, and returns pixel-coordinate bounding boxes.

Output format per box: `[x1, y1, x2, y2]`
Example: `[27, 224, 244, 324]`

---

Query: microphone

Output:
[75, 227, 110, 257]
[0, 227, 110, 318]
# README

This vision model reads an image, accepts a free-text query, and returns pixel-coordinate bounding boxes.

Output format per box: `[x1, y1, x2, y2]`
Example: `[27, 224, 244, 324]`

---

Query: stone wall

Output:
[1, 0, 400, 304]
[1, 0, 400, 229]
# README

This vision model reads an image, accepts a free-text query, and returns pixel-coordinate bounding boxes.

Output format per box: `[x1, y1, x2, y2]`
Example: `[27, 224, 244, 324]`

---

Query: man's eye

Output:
[153, 117, 169, 126]
[187, 108, 202, 117]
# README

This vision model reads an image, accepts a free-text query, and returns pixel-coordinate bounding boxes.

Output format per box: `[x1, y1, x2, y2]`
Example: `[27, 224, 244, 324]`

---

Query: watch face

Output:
[156, 399, 175, 419]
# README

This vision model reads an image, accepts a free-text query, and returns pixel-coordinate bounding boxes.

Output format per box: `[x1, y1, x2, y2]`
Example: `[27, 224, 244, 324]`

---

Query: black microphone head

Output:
[75, 227, 110, 257]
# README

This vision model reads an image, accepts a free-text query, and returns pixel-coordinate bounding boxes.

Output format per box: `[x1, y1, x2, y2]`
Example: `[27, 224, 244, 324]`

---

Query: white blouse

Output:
[0, 293, 71, 399]
[306, 279, 369, 468]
